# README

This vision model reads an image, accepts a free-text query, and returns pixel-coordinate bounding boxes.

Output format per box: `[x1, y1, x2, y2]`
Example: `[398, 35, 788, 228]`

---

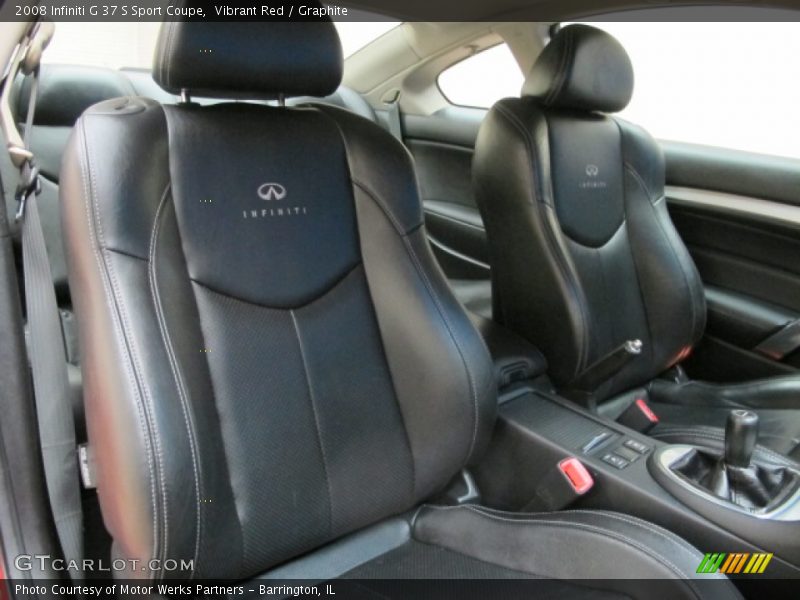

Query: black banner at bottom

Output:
[3, 578, 798, 600]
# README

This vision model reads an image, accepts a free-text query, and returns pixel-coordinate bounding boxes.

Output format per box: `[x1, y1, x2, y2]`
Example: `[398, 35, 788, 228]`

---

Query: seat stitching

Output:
[546, 28, 573, 106]
[561, 510, 707, 562]
[351, 179, 408, 236]
[78, 118, 161, 565]
[425, 504, 702, 564]
[625, 162, 702, 353]
[312, 106, 418, 500]
[189, 261, 362, 311]
[558, 218, 625, 250]
[148, 185, 202, 578]
[494, 103, 590, 375]
[291, 310, 334, 537]
[400, 232, 481, 464]
[462, 507, 704, 589]
[615, 123, 657, 372]
[423, 505, 704, 593]
[351, 178, 481, 467]
[86, 127, 170, 577]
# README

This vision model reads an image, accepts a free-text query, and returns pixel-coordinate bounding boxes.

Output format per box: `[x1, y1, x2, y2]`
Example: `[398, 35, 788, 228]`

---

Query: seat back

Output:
[474, 25, 706, 400]
[60, 18, 495, 580]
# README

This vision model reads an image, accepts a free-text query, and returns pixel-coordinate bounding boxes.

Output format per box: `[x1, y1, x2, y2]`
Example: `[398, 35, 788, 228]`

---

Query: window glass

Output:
[41, 21, 399, 69]
[43, 22, 161, 69]
[590, 22, 800, 159]
[438, 44, 524, 108]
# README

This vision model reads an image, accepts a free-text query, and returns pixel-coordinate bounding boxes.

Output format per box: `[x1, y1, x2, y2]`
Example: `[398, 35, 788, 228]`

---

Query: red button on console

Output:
[635, 398, 659, 423]
[558, 457, 594, 494]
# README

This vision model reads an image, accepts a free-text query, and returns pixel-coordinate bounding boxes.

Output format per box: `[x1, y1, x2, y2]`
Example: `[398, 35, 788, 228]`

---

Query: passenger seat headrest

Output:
[522, 24, 634, 113]
[153, 13, 343, 99]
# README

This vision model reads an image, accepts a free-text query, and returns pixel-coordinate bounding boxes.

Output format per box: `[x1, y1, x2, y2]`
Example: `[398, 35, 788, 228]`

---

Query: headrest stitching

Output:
[545, 28, 572, 106]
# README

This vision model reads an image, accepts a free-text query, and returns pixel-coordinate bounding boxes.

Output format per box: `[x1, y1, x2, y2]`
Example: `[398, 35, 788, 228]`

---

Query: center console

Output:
[473, 381, 800, 578]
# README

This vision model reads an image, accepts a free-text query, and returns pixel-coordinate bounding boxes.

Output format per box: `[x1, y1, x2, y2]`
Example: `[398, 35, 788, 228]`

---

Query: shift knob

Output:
[724, 409, 759, 468]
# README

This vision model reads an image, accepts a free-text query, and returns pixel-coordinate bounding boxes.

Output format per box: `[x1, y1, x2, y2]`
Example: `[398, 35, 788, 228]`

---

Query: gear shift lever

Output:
[724, 409, 758, 468]
[670, 408, 799, 511]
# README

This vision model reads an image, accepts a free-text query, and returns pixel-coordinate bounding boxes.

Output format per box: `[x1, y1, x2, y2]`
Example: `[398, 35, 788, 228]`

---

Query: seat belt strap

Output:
[385, 97, 403, 142]
[14, 65, 84, 580]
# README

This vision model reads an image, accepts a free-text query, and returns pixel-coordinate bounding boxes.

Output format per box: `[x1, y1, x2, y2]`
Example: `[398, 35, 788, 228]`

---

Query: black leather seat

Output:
[59, 18, 738, 597]
[0, 62, 385, 442]
[473, 24, 800, 459]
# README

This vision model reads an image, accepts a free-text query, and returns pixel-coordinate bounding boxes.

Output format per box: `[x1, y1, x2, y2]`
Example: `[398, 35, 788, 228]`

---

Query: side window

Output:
[591, 22, 800, 159]
[438, 44, 523, 109]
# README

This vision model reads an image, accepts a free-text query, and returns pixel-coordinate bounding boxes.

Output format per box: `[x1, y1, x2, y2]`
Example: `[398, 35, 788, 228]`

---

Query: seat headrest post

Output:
[521, 24, 634, 114]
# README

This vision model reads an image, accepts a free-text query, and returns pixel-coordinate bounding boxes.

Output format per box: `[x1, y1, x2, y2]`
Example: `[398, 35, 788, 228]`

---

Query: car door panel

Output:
[403, 107, 491, 285]
[665, 142, 800, 380]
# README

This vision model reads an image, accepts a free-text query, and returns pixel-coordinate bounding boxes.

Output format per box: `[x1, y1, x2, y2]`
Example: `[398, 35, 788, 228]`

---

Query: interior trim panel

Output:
[667, 186, 800, 230]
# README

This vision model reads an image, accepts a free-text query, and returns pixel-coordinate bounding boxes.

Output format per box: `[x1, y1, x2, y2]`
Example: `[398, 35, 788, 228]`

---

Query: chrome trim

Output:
[666, 185, 800, 228]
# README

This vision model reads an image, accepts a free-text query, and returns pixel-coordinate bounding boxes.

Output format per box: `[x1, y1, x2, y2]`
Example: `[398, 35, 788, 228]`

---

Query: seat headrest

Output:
[153, 12, 343, 99]
[522, 24, 633, 113]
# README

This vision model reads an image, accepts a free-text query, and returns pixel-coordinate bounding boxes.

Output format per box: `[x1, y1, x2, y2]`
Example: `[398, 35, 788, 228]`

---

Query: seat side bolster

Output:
[60, 107, 162, 574]
[413, 505, 741, 600]
[316, 105, 497, 495]
[61, 99, 207, 578]
[617, 119, 707, 367]
[473, 98, 590, 385]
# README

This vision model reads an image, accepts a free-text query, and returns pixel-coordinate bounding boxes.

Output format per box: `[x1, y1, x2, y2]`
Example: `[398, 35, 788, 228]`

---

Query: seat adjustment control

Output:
[623, 438, 649, 454]
[601, 453, 629, 469]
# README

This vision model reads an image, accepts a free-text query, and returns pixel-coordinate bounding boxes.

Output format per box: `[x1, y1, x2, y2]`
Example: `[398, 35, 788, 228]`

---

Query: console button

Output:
[623, 439, 649, 454]
[601, 453, 629, 469]
[614, 446, 640, 462]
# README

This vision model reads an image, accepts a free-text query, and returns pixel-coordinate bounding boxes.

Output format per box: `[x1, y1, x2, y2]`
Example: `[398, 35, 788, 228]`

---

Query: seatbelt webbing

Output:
[386, 98, 403, 141]
[22, 186, 84, 576]
[15, 67, 84, 580]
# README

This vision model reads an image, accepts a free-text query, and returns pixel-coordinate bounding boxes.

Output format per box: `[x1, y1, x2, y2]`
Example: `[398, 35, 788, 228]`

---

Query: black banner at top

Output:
[3, 0, 800, 22]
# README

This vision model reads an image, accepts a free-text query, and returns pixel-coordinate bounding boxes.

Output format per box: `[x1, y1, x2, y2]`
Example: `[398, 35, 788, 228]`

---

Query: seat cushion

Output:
[256, 505, 739, 600]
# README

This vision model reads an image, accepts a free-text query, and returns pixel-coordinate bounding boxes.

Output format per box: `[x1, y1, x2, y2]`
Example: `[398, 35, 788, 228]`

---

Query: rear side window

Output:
[591, 22, 800, 159]
[42, 21, 399, 69]
[438, 44, 524, 108]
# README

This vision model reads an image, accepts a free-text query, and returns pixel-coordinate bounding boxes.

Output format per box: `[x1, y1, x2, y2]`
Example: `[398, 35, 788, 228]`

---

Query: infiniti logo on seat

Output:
[243, 182, 307, 220]
[579, 163, 607, 190]
[257, 182, 287, 201]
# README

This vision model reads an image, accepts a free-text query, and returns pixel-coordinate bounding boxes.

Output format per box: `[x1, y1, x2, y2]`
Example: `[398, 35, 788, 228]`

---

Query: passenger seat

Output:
[472, 24, 800, 459]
